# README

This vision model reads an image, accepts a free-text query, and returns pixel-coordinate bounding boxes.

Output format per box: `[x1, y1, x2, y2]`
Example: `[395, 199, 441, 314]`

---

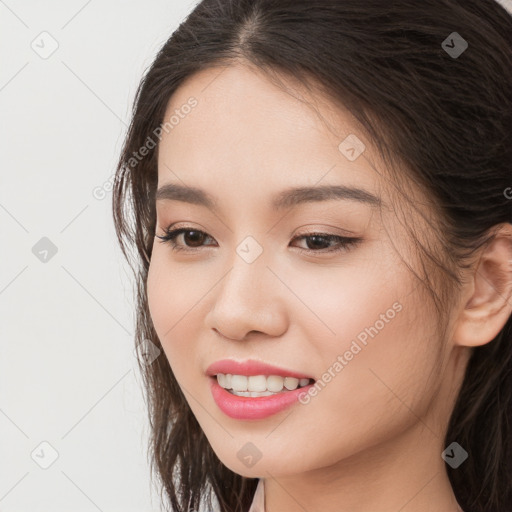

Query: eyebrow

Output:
[155, 183, 382, 211]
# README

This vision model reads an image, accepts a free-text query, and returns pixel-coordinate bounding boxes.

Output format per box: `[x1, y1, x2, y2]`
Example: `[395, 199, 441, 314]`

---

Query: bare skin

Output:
[146, 62, 512, 512]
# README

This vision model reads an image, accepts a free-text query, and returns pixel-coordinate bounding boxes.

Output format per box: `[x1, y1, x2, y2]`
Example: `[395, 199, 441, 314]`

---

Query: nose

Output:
[205, 254, 289, 341]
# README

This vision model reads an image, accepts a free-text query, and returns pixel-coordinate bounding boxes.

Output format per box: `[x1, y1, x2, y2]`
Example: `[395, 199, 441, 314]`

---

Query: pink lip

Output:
[205, 359, 314, 380]
[206, 359, 315, 420]
[209, 377, 314, 420]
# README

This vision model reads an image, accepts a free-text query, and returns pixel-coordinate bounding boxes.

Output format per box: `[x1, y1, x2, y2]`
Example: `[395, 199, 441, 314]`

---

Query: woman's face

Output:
[147, 63, 461, 478]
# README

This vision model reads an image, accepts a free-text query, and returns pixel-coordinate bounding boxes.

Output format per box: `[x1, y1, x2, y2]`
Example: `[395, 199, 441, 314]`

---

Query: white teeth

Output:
[267, 375, 284, 392]
[216, 374, 312, 393]
[248, 375, 267, 392]
[284, 377, 299, 390]
[231, 375, 248, 391]
[231, 390, 276, 397]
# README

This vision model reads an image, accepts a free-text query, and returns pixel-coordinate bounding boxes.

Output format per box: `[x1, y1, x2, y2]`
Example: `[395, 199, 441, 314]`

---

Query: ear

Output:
[452, 223, 512, 347]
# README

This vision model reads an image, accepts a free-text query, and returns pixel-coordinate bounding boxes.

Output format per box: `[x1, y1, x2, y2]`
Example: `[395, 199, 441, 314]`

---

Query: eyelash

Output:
[155, 227, 362, 255]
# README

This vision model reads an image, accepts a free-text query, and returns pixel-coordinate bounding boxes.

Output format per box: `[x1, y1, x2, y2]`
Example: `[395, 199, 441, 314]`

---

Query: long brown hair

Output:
[112, 1, 512, 511]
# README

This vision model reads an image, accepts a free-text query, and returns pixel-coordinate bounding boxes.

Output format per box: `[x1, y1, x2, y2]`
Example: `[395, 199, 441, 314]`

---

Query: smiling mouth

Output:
[212, 374, 315, 397]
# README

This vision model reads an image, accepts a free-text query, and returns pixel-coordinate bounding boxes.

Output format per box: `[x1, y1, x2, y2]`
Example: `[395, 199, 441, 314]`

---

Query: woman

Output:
[112, 1, 512, 511]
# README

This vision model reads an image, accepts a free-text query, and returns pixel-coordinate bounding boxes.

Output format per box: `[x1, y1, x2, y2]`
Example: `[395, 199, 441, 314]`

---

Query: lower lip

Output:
[209, 377, 314, 420]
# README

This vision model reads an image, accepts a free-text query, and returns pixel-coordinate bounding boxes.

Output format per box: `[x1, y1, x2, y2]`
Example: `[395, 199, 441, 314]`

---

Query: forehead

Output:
[156, 63, 390, 207]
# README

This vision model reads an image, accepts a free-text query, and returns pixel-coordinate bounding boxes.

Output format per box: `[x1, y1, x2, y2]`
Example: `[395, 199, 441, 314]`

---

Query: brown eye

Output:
[156, 228, 216, 251]
[180, 230, 208, 247]
[156, 227, 362, 255]
[290, 233, 362, 254]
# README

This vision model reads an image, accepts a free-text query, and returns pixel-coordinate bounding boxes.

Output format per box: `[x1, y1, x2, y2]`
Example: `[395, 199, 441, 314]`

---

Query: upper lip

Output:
[206, 359, 315, 380]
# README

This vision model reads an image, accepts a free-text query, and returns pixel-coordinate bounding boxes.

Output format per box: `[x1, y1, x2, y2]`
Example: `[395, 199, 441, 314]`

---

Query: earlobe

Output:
[452, 223, 512, 348]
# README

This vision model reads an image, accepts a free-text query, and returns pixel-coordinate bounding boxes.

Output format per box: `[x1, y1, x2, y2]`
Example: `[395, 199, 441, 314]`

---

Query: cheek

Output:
[147, 249, 194, 334]
[310, 286, 440, 438]
[283, 242, 406, 351]
[280, 275, 442, 471]
[293, 245, 440, 415]
[146, 251, 212, 381]
[146, 254, 188, 369]
[146, 255, 169, 334]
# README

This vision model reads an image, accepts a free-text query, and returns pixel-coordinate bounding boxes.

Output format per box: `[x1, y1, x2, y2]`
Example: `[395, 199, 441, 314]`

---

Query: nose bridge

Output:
[207, 238, 287, 339]
[218, 241, 269, 310]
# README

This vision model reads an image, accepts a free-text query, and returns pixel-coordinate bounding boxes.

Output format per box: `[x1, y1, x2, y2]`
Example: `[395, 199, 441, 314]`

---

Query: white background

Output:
[0, 1, 196, 511]
[1, 1, 511, 511]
